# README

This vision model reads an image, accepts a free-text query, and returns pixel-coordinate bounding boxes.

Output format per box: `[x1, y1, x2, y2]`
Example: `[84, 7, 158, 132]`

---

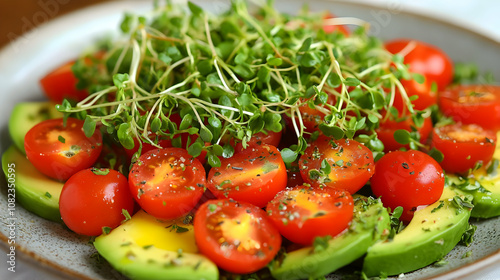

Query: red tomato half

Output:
[376, 112, 433, 152]
[194, 199, 282, 274]
[370, 150, 445, 221]
[299, 136, 374, 194]
[40, 61, 88, 104]
[59, 168, 135, 236]
[385, 39, 453, 91]
[438, 85, 500, 131]
[24, 118, 103, 181]
[266, 186, 353, 245]
[431, 123, 497, 174]
[206, 144, 287, 208]
[128, 148, 206, 219]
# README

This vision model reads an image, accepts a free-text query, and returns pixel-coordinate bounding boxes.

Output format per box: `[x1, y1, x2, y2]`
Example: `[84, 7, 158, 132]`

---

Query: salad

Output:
[2, 0, 500, 279]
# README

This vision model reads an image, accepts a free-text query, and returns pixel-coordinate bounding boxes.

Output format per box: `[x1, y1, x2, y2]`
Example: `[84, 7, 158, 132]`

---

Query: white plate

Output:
[0, 1, 499, 279]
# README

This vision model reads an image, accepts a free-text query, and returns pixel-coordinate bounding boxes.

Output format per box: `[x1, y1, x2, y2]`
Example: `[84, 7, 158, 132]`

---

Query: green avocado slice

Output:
[270, 196, 390, 280]
[362, 187, 471, 277]
[8, 101, 62, 154]
[1, 145, 63, 222]
[94, 210, 219, 280]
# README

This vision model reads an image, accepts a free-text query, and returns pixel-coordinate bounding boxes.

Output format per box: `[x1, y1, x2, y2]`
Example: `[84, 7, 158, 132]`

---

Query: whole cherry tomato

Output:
[40, 61, 88, 104]
[59, 168, 135, 236]
[376, 112, 433, 152]
[370, 150, 445, 221]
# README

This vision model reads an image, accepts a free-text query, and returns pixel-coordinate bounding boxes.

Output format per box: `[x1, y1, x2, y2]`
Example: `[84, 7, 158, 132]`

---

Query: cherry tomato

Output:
[24, 117, 103, 181]
[385, 39, 454, 91]
[40, 61, 88, 104]
[370, 150, 445, 221]
[392, 77, 435, 111]
[234, 130, 282, 152]
[206, 144, 287, 208]
[438, 85, 500, 131]
[322, 13, 349, 36]
[128, 148, 206, 220]
[59, 168, 135, 236]
[431, 123, 497, 174]
[299, 136, 374, 194]
[194, 199, 282, 274]
[376, 112, 433, 152]
[266, 186, 353, 245]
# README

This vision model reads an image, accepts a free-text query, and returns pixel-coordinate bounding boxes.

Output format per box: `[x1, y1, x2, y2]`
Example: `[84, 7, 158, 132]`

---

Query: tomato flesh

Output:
[370, 150, 445, 221]
[24, 117, 103, 181]
[439, 85, 500, 131]
[59, 168, 135, 236]
[128, 148, 206, 219]
[207, 144, 287, 208]
[194, 199, 282, 274]
[266, 186, 354, 245]
[431, 123, 497, 174]
[299, 136, 374, 194]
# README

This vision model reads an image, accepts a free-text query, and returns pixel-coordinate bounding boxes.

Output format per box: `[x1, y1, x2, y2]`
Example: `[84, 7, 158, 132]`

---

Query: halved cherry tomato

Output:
[370, 150, 445, 221]
[299, 136, 374, 194]
[376, 112, 433, 152]
[40, 61, 88, 104]
[438, 85, 500, 131]
[128, 148, 206, 219]
[24, 117, 103, 181]
[234, 130, 282, 152]
[59, 168, 135, 236]
[206, 144, 287, 208]
[431, 123, 497, 174]
[385, 39, 454, 91]
[194, 199, 282, 274]
[266, 186, 353, 245]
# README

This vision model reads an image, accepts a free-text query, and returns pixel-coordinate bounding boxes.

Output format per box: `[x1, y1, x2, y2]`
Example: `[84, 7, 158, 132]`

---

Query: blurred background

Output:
[1, 0, 499, 49]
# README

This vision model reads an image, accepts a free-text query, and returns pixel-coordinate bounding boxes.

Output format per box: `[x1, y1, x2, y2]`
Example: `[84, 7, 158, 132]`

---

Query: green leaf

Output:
[344, 77, 361, 87]
[412, 73, 425, 84]
[393, 129, 411, 145]
[222, 143, 234, 158]
[179, 114, 193, 130]
[151, 117, 162, 133]
[113, 73, 129, 89]
[58, 135, 65, 144]
[320, 159, 331, 176]
[92, 168, 110, 176]
[187, 1, 204, 16]
[188, 142, 203, 157]
[257, 67, 271, 83]
[299, 37, 313, 52]
[280, 148, 298, 163]
[83, 116, 97, 138]
[208, 116, 221, 129]
[207, 153, 221, 167]
[117, 123, 135, 150]
[200, 126, 213, 142]
[120, 13, 133, 33]
[267, 57, 283, 66]
[429, 147, 444, 163]
[319, 124, 344, 140]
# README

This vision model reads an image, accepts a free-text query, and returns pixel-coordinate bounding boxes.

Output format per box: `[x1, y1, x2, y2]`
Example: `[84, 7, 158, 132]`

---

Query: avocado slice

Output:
[94, 210, 219, 280]
[270, 196, 390, 280]
[8, 101, 62, 154]
[362, 187, 471, 277]
[1, 146, 63, 222]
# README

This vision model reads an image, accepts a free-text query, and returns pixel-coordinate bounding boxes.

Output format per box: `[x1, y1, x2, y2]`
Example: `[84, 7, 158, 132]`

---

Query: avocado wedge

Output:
[362, 187, 471, 277]
[1, 145, 63, 222]
[8, 101, 62, 154]
[270, 196, 390, 280]
[94, 210, 219, 280]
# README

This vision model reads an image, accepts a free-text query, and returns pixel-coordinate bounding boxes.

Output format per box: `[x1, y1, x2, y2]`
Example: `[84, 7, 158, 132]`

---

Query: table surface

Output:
[0, 0, 499, 279]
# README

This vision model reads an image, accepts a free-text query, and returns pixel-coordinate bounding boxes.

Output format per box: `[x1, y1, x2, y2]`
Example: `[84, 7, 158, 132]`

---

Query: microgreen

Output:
[60, 0, 417, 165]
